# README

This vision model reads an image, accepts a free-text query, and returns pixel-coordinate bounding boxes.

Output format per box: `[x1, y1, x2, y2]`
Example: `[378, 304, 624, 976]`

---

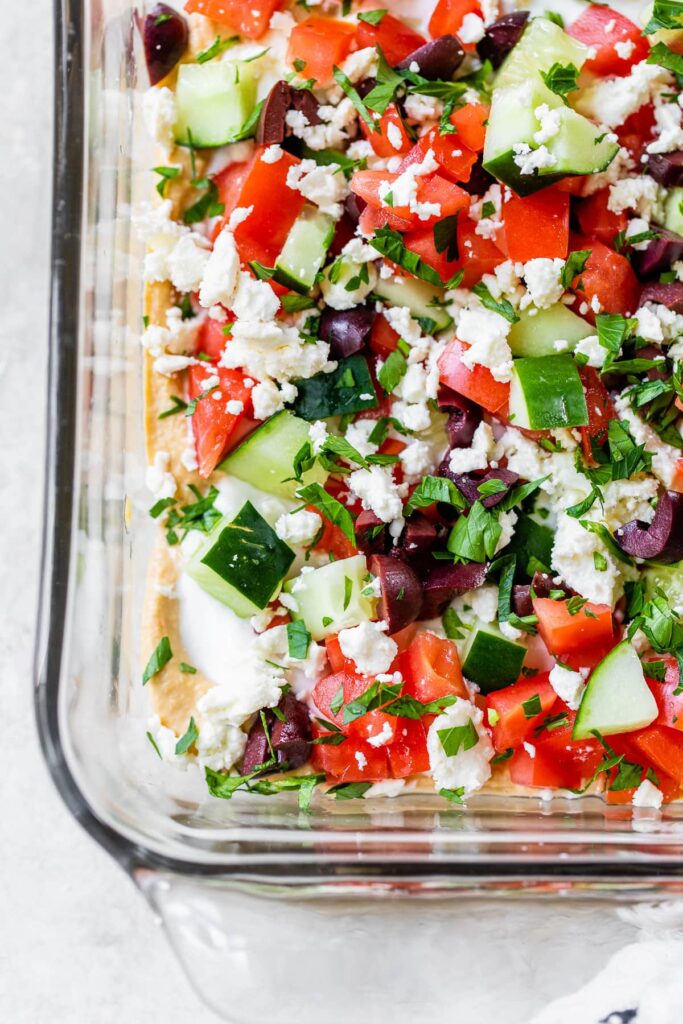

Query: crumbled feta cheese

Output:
[180, 446, 198, 472]
[153, 353, 197, 377]
[574, 60, 669, 129]
[143, 86, 177, 157]
[309, 420, 328, 454]
[495, 509, 518, 554]
[448, 421, 495, 474]
[404, 92, 443, 123]
[261, 143, 283, 164]
[378, 148, 440, 221]
[341, 45, 378, 83]
[512, 143, 557, 176]
[427, 700, 494, 795]
[366, 721, 395, 747]
[608, 175, 660, 219]
[614, 38, 636, 60]
[225, 399, 244, 415]
[275, 508, 323, 546]
[635, 306, 665, 344]
[286, 159, 348, 217]
[386, 120, 404, 152]
[458, 308, 513, 382]
[453, 584, 499, 625]
[552, 513, 621, 606]
[220, 320, 333, 385]
[382, 304, 422, 344]
[231, 271, 280, 322]
[338, 620, 398, 676]
[614, 393, 681, 488]
[533, 104, 563, 145]
[549, 664, 586, 711]
[647, 100, 683, 155]
[499, 619, 523, 641]
[458, 12, 485, 43]
[632, 779, 664, 809]
[146, 450, 176, 500]
[400, 439, 436, 482]
[574, 334, 606, 368]
[625, 216, 652, 252]
[522, 257, 565, 309]
[345, 419, 379, 457]
[348, 465, 404, 524]
[251, 380, 284, 419]
[523, 742, 536, 759]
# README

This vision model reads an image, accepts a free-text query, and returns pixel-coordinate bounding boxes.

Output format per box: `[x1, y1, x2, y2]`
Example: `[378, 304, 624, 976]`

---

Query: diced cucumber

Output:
[495, 17, 589, 91]
[572, 641, 659, 740]
[273, 205, 335, 294]
[644, 564, 683, 612]
[508, 303, 594, 358]
[374, 275, 452, 333]
[186, 501, 295, 616]
[174, 62, 258, 148]
[290, 354, 378, 421]
[508, 354, 588, 430]
[461, 620, 527, 692]
[219, 410, 328, 499]
[662, 187, 683, 235]
[284, 555, 376, 640]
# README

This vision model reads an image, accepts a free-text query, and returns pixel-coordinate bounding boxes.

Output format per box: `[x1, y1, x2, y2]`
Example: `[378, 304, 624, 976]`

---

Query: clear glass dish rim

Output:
[34, 0, 683, 885]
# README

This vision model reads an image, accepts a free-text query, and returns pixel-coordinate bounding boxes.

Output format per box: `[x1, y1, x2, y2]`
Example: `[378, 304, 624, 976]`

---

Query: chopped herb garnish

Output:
[142, 636, 172, 685]
[158, 394, 188, 419]
[522, 693, 542, 719]
[378, 348, 408, 394]
[196, 34, 239, 64]
[472, 282, 520, 324]
[153, 165, 181, 197]
[287, 620, 311, 660]
[175, 717, 199, 755]
[539, 62, 580, 102]
[404, 475, 467, 516]
[296, 483, 357, 546]
[561, 248, 592, 289]
[357, 8, 387, 24]
[438, 718, 479, 757]
[146, 731, 162, 759]
[180, 662, 197, 674]
[370, 227, 445, 288]
[328, 781, 373, 800]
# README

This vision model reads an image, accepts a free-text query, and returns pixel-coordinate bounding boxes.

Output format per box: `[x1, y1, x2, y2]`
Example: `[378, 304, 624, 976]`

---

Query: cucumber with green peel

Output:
[290, 354, 378, 421]
[461, 621, 527, 692]
[494, 17, 589, 91]
[508, 303, 594, 358]
[186, 502, 295, 616]
[572, 641, 659, 740]
[644, 563, 683, 611]
[284, 554, 376, 640]
[219, 410, 328, 499]
[174, 62, 258, 147]
[273, 206, 335, 294]
[661, 187, 683, 235]
[373, 275, 452, 333]
[508, 354, 588, 430]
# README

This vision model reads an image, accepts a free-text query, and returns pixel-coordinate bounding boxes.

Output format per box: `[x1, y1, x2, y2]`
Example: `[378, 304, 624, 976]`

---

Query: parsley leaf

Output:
[404, 475, 467, 516]
[296, 483, 357, 546]
[539, 62, 580, 102]
[142, 636, 172, 685]
[644, 0, 683, 35]
[472, 282, 520, 324]
[332, 65, 376, 129]
[370, 227, 445, 287]
[560, 248, 592, 289]
[438, 719, 479, 756]
[357, 8, 387, 24]
[196, 34, 239, 63]
[447, 501, 502, 562]
[175, 717, 199, 755]
[433, 213, 460, 262]
[378, 349, 408, 394]
[364, 46, 405, 114]
[287, 620, 311, 660]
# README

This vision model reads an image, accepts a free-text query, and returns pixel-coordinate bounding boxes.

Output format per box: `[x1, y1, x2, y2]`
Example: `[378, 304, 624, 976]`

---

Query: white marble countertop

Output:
[0, 4, 663, 1022]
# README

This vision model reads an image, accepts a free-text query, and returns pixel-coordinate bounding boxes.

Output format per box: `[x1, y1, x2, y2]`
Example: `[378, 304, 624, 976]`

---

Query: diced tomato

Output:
[184, 0, 282, 39]
[187, 365, 253, 478]
[616, 104, 656, 159]
[325, 636, 352, 674]
[509, 743, 571, 789]
[533, 598, 614, 656]
[214, 160, 252, 224]
[449, 103, 489, 152]
[438, 339, 510, 414]
[401, 127, 477, 184]
[312, 514, 358, 561]
[560, 643, 619, 673]
[351, 169, 470, 228]
[360, 104, 412, 158]
[554, 176, 587, 196]
[195, 317, 233, 360]
[355, 12, 425, 65]
[579, 365, 616, 462]
[569, 237, 641, 318]
[287, 16, 356, 85]
[388, 717, 431, 777]
[392, 623, 418, 653]
[534, 718, 604, 788]
[369, 315, 400, 357]
[567, 6, 649, 77]
[450, 216, 505, 288]
[646, 656, 683, 731]
[575, 189, 628, 250]
[501, 189, 569, 262]
[429, 0, 483, 51]
[399, 632, 469, 704]
[348, 707, 398, 746]
[402, 226, 460, 283]
[230, 147, 305, 266]
[629, 726, 683, 787]
[358, 203, 416, 235]
[312, 670, 370, 732]
[485, 675, 558, 753]
[672, 458, 683, 494]
[311, 723, 389, 781]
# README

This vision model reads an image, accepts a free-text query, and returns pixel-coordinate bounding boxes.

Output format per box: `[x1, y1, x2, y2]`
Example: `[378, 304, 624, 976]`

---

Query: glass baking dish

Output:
[37, 1, 683, 1019]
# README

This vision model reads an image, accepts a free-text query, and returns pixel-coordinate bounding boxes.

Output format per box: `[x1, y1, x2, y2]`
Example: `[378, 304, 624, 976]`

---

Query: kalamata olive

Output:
[530, 571, 573, 600]
[646, 151, 683, 187]
[356, 510, 389, 555]
[437, 384, 470, 410]
[452, 468, 520, 508]
[271, 693, 312, 770]
[143, 4, 188, 86]
[356, 77, 378, 99]
[290, 88, 322, 126]
[615, 491, 683, 563]
[459, 157, 496, 196]
[344, 192, 366, 224]
[639, 282, 683, 313]
[446, 405, 481, 448]
[397, 35, 465, 80]
[318, 305, 376, 359]
[369, 554, 423, 632]
[637, 344, 669, 381]
[631, 229, 683, 279]
[242, 710, 274, 775]
[512, 585, 532, 617]
[401, 514, 437, 559]
[257, 81, 293, 145]
[419, 562, 488, 619]
[477, 11, 530, 68]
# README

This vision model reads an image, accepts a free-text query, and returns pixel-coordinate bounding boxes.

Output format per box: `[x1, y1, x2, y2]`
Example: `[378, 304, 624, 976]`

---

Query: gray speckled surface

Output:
[0, 4, 638, 1022]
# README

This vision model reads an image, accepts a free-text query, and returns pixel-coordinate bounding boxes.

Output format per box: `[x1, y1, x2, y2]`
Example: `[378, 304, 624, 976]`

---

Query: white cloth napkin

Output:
[530, 903, 683, 1024]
